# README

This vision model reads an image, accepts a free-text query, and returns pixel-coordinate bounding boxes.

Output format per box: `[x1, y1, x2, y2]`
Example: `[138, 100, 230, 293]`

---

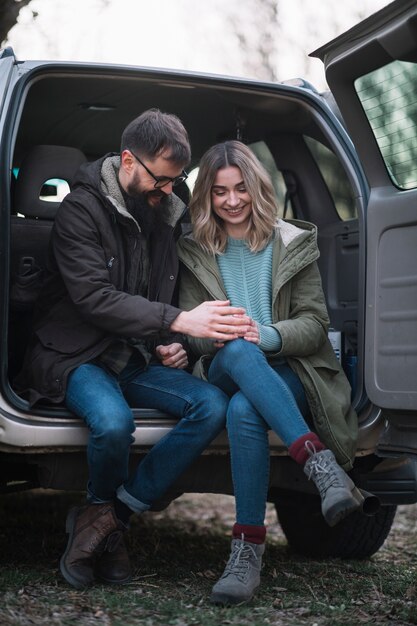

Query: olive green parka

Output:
[177, 218, 358, 470]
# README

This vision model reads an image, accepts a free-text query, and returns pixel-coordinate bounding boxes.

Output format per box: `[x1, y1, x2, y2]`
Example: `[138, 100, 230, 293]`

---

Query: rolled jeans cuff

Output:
[116, 485, 151, 514]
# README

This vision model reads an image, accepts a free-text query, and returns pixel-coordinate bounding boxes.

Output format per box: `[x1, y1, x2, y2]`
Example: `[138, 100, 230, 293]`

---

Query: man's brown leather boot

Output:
[95, 532, 132, 584]
[60, 502, 123, 589]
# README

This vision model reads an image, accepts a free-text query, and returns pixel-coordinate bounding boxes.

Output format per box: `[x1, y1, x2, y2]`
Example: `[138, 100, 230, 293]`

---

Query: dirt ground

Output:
[0, 491, 416, 625]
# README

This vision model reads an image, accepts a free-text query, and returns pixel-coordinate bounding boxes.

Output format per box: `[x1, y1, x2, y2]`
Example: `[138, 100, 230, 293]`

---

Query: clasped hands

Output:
[165, 300, 260, 363]
[159, 300, 260, 369]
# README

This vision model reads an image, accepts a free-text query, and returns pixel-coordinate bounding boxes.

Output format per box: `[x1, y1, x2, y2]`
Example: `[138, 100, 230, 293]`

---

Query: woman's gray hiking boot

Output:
[210, 537, 265, 605]
[304, 445, 361, 527]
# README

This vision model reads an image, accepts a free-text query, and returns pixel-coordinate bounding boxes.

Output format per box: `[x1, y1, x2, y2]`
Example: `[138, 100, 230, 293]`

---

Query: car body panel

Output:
[311, 0, 417, 415]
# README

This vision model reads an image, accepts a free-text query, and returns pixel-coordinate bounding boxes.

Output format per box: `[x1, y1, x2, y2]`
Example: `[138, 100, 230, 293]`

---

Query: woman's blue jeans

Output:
[208, 339, 311, 526]
[66, 355, 228, 513]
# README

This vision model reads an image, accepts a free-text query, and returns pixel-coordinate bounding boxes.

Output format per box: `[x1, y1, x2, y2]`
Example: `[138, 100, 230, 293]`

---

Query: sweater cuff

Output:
[258, 325, 282, 352]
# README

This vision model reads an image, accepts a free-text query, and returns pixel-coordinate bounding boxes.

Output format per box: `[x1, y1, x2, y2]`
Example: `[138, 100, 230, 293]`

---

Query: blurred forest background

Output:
[1, 0, 390, 90]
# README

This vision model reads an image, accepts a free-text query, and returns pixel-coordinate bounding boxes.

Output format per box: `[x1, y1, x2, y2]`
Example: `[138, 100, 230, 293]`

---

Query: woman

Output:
[177, 140, 360, 605]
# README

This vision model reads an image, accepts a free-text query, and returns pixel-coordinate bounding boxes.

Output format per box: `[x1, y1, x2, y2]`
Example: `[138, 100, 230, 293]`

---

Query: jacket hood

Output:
[178, 218, 320, 303]
[179, 219, 318, 266]
[71, 152, 113, 199]
[71, 153, 186, 229]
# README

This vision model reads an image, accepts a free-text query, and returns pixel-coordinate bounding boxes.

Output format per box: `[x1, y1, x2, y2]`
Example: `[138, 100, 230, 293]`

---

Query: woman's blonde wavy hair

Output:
[189, 140, 279, 255]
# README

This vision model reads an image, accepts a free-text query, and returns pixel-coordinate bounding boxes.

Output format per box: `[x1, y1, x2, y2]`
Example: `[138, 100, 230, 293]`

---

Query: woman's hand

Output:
[213, 317, 260, 348]
[243, 318, 260, 344]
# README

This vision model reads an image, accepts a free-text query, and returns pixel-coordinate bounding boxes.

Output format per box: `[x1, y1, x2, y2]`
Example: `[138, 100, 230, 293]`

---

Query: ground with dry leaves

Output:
[0, 490, 416, 625]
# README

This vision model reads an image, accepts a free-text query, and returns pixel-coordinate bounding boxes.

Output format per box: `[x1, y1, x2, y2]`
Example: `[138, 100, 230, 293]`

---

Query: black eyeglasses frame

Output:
[129, 149, 188, 189]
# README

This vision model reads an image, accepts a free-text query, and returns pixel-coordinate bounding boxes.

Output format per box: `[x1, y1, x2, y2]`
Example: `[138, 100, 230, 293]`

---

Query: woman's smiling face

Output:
[211, 166, 253, 239]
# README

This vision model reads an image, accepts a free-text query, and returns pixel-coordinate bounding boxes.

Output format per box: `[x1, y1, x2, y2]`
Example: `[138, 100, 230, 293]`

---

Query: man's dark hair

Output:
[121, 108, 191, 166]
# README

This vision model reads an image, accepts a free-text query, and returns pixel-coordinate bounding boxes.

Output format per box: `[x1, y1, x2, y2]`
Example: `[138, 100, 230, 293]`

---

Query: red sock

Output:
[233, 523, 266, 545]
[288, 432, 325, 465]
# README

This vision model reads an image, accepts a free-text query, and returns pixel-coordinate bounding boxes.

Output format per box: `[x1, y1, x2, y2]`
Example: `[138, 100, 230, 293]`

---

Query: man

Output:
[16, 109, 249, 590]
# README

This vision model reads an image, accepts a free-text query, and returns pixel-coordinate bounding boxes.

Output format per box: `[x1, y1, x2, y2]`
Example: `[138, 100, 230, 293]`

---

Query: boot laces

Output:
[305, 442, 343, 493]
[89, 526, 122, 556]
[221, 535, 258, 583]
[104, 530, 123, 553]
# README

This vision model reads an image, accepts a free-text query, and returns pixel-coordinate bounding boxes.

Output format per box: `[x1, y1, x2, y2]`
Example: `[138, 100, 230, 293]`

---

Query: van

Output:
[1, 0, 416, 560]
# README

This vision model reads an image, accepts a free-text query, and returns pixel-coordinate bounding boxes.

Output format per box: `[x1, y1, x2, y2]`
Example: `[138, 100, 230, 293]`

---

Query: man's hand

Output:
[155, 343, 188, 369]
[170, 301, 250, 341]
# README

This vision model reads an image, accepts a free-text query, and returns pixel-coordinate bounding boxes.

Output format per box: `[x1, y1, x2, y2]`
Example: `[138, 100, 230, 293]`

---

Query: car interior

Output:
[6, 68, 363, 416]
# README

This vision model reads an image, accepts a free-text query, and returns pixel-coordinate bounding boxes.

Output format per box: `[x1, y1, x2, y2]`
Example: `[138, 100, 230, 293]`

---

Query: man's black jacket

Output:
[16, 154, 186, 406]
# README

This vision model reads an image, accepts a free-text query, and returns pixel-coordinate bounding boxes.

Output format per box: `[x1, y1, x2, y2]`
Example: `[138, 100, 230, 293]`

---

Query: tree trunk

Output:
[0, 0, 33, 47]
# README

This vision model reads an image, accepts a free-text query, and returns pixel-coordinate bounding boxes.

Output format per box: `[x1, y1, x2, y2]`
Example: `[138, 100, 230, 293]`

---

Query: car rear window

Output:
[355, 60, 417, 190]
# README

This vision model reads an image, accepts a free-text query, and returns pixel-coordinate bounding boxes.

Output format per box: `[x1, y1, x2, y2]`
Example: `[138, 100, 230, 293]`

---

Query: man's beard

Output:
[124, 181, 169, 236]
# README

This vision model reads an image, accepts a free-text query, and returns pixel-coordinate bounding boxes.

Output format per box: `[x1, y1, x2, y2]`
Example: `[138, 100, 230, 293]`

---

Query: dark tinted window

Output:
[305, 136, 357, 220]
[355, 60, 417, 190]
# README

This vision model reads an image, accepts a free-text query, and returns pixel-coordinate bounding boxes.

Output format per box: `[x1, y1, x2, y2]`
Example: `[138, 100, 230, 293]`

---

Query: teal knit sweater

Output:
[217, 238, 282, 352]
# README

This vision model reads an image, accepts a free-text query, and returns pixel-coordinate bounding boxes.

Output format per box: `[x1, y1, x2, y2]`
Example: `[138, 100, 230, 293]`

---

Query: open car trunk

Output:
[2, 63, 368, 452]
[311, 0, 417, 456]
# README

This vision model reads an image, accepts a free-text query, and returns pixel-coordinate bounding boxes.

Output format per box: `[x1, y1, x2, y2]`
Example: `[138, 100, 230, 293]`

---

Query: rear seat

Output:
[9, 145, 87, 380]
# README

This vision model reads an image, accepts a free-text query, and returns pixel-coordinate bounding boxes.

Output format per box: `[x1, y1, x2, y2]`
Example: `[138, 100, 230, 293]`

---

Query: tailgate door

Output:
[311, 0, 417, 413]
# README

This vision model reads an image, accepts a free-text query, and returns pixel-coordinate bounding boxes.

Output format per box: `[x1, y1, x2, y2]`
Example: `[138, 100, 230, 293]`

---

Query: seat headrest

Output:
[14, 145, 87, 219]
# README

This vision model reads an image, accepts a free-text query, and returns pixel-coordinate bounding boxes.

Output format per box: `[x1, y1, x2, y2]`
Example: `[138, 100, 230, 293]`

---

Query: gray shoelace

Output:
[307, 454, 344, 491]
[221, 539, 258, 582]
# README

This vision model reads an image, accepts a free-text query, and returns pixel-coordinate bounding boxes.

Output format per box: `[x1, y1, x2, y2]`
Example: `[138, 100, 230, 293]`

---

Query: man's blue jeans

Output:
[208, 339, 311, 526]
[66, 355, 228, 513]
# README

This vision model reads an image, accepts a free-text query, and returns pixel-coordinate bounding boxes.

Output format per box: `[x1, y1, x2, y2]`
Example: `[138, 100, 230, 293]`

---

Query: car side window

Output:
[304, 136, 357, 221]
[248, 141, 292, 218]
[355, 60, 417, 191]
[40, 178, 70, 202]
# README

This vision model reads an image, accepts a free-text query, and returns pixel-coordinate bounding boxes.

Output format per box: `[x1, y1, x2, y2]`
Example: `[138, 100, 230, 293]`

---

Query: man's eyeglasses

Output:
[129, 150, 188, 189]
